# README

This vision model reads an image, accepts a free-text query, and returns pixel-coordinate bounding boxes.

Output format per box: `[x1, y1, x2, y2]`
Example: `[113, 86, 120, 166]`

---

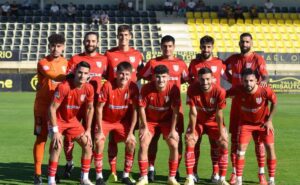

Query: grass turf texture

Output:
[0, 92, 299, 185]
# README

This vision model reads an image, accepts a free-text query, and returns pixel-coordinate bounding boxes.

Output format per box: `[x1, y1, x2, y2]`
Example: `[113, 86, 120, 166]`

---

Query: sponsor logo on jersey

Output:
[246, 63, 252, 68]
[173, 65, 179, 72]
[129, 56, 136, 63]
[80, 94, 86, 102]
[96, 61, 102, 68]
[164, 96, 169, 103]
[210, 98, 215, 104]
[256, 97, 262, 104]
[43, 65, 50, 71]
[211, 66, 217, 73]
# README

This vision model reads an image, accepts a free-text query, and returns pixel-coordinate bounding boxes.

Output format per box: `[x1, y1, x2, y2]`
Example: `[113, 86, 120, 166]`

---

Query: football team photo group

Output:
[30, 23, 278, 185]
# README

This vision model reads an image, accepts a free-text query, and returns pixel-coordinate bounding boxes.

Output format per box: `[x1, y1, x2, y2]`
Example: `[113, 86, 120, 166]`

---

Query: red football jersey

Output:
[105, 47, 143, 82]
[53, 80, 94, 124]
[187, 83, 226, 124]
[98, 80, 139, 123]
[139, 56, 189, 88]
[68, 53, 108, 95]
[188, 57, 225, 85]
[226, 86, 277, 125]
[224, 52, 268, 87]
[139, 81, 181, 123]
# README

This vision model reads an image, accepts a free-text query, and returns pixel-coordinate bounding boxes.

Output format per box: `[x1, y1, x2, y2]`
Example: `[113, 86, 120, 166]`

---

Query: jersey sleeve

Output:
[257, 55, 268, 77]
[188, 60, 196, 83]
[139, 85, 148, 107]
[266, 86, 277, 104]
[186, 85, 195, 106]
[86, 85, 94, 104]
[139, 59, 153, 80]
[38, 60, 66, 81]
[171, 85, 181, 107]
[130, 83, 140, 106]
[180, 61, 189, 82]
[67, 56, 76, 73]
[98, 82, 110, 103]
[217, 88, 226, 109]
[53, 84, 68, 104]
[223, 57, 233, 83]
[226, 86, 238, 98]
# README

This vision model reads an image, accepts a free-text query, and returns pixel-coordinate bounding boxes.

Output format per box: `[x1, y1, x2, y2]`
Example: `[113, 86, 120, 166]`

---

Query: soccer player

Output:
[226, 68, 277, 185]
[184, 67, 229, 185]
[93, 62, 139, 185]
[47, 61, 94, 185]
[105, 24, 143, 82]
[63, 32, 107, 178]
[139, 35, 188, 182]
[137, 65, 181, 185]
[105, 24, 143, 181]
[33, 33, 68, 185]
[188, 35, 226, 183]
[224, 33, 269, 185]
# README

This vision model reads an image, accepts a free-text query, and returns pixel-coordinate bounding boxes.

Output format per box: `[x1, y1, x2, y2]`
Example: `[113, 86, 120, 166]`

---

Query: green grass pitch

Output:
[0, 92, 299, 185]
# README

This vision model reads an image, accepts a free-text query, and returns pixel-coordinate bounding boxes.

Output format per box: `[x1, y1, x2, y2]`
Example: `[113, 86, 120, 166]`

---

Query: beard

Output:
[85, 45, 97, 53]
[202, 52, 211, 59]
[240, 47, 251, 54]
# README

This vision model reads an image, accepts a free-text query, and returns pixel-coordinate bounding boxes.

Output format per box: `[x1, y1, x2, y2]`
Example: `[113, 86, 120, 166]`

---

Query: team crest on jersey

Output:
[129, 56, 136, 63]
[62, 66, 66, 73]
[80, 95, 86, 102]
[246, 63, 252, 68]
[43, 65, 50, 71]
[211, 66, 217, 73]
[124, 93, 129, 99]
[54, 91, 60, 99]
[114, 67, 117, 72]
[210, 98, 216, 104]
[173, 65, 179, 72]
[256, 97, 262, 104]
[164, 96, 170, 103]
[96, 61, 102, 68]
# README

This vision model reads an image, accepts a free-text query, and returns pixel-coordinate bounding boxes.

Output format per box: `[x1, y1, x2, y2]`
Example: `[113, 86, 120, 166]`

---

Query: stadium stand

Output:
[0, 3, 161, 61]
[186, 10, 300, 53]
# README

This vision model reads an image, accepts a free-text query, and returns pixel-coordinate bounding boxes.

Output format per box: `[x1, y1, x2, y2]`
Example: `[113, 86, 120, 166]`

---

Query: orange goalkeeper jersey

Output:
[34, 55, 68, 115]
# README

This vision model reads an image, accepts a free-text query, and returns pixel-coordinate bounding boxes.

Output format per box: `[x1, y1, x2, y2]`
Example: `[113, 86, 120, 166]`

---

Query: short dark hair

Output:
[154, 65, 169, 75]
[241, 68, 258, 79]
[84, 32, 99, 42]
[48, 33, 65, 44]
[240, 32, 253, 40]
[76, 61, 91, 70]
[161, 35, 175, 45]
[198, 67, 212, 76]
[117, 25, 131, 34]
[200, 35, 214, 46]
[117, 61, 132, 72]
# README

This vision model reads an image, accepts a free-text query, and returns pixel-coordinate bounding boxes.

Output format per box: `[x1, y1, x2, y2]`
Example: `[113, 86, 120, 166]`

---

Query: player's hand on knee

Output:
[185, 132, 197, 143]
[83, 131, 93, 147]
[262, 120, 274, 135]
[139, 126, 150, 141]
[168, 129, 179, 142]
[126, 133, 136, 144]
[52, 133, 62, 150]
